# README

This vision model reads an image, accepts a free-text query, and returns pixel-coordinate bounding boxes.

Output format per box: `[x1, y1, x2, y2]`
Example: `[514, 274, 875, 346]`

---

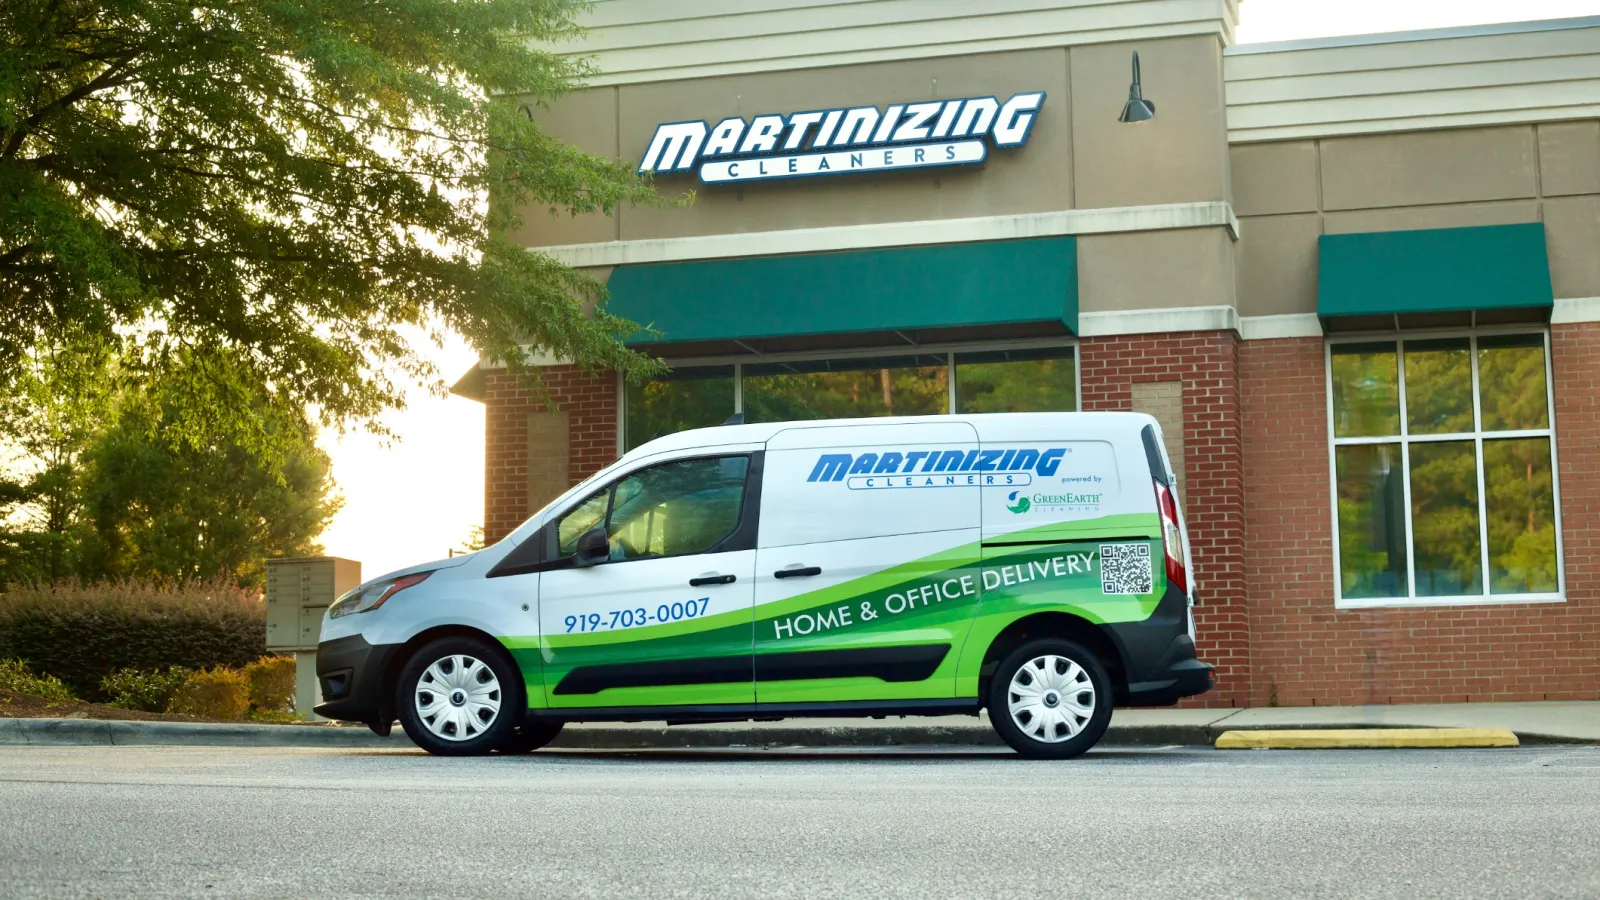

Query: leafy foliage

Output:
[0, 578, 265, 698]
[100, 664, 193, 711]
[166, 666, 251, 720]
[0, 657, 77, 701]
[0, 343, 338, 587]
[242, 655, 295, 713]
[1, 0, 669, 438]
[0, 337, 114, 582]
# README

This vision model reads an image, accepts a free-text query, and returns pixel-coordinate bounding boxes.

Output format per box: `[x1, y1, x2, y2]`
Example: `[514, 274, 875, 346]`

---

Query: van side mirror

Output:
[572, 526, 610, 567]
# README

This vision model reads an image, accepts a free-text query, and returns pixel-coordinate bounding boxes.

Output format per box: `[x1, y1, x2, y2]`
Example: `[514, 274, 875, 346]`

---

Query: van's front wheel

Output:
[987, 638, 1112, 759]
[396, 636, 523, 756]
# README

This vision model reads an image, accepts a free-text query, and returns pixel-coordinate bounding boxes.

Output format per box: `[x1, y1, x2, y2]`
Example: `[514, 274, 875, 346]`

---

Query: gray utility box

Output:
[266, 557, 361, 720]
[265, 556, 361, 652]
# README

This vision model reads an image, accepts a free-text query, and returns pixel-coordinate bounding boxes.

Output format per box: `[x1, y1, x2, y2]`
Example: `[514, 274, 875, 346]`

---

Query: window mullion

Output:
[733, 363, 743, 416]
[946, 353, 956, 414]
[1469, 335, 1491, 597]
[1396, 339, 1417, 600]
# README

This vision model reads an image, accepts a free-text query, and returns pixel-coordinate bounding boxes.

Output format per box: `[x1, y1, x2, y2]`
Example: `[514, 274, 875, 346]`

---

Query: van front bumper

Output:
[313, 634, 400, 728]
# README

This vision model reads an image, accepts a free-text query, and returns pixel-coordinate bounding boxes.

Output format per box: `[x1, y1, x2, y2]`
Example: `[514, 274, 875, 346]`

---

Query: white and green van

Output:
[315, 412, 1213, 758]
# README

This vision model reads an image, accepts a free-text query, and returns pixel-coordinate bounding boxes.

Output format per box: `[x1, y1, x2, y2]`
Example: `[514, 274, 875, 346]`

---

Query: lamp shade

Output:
[1119, 96, 1155, 123]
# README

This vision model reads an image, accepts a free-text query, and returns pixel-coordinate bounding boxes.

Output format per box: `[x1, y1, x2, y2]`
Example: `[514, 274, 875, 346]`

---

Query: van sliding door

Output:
[753, 421, 982, 705]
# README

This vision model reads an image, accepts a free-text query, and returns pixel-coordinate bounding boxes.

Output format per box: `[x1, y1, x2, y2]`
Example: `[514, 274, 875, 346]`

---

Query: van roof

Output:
[626, 411, 1160, 460]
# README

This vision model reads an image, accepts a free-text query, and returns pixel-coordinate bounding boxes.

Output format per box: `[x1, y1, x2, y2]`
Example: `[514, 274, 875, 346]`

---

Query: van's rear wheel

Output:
[987, 638, 1112, 759]
[396, 636, 523, 756]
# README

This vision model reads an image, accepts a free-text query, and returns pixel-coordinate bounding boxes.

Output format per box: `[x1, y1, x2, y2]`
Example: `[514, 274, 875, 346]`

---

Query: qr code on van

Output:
[1099, 543, 1154, 595]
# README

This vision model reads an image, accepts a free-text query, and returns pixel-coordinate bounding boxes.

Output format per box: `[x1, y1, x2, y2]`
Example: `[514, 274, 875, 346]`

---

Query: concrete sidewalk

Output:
[2, 700, 1596, 749]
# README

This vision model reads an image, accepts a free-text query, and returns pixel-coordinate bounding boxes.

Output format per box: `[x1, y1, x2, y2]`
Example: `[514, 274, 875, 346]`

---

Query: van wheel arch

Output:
[978, 613, 1128, 708]
[377, 625, 523, 729]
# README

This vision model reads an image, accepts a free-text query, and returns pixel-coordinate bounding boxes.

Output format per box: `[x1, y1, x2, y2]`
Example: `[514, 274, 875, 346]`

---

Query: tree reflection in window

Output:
[605, 457, 748, 561]
[625, 366, 736, 451]
[743, 356, 948, 423]
[1328, 333, 1559, 602]
[955, 347, 1077, 413]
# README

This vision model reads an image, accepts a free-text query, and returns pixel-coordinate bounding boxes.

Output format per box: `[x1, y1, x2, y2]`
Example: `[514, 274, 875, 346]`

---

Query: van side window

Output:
[556, 491, 609, 557]
[606, 456, 749, 561]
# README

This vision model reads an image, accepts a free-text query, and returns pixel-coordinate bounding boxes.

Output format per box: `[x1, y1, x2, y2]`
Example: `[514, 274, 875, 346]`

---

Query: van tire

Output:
[396, 636, 524, 757]
[987, 638, 1112, 760]
[497, 720, 565, 754]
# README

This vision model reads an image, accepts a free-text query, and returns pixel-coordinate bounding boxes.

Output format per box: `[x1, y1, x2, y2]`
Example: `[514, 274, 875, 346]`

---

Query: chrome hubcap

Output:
[1008, 655, 1095, 744]
[415, 655, 501, 742]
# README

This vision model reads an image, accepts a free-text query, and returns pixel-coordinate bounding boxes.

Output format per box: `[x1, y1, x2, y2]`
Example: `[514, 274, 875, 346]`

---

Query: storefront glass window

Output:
[954, 347, 1077, 413]
[742, 355, 948, 423]
[1326, 332, 1560, 605]
[624, 366, 735, 451]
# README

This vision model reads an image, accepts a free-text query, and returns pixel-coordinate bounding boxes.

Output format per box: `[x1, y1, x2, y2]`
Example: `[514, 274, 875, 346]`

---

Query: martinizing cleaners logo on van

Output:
[637, 92, 1045, 185]
[808, 447, 1065, 491]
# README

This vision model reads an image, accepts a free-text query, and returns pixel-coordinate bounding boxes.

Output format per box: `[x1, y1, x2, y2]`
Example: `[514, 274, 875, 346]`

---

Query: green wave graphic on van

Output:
[504, 512, 1164, 709]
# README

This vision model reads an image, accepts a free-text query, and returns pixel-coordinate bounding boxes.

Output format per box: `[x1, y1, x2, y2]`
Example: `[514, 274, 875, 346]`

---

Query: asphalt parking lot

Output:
[1, 744, 1597, 899]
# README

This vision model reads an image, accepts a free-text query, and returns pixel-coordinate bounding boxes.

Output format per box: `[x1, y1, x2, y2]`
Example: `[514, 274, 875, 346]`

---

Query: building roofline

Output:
[1227, 14, 1600, 56]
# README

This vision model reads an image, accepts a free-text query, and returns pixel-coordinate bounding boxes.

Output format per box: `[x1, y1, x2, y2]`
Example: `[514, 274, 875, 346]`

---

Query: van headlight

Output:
[328, 572, 432, 619]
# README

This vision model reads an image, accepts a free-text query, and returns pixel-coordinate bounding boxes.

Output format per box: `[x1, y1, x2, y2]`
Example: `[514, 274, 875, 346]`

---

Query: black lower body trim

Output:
[528, 697, 980, 724]
[552, 644, 951, 696]
[755, 644, 949, 684]
[553, 655, 754, 696]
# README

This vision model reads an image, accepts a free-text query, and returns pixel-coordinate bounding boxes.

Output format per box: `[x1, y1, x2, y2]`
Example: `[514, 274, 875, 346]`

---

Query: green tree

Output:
[0, 344, 337, 587]
[0, 337, 113, 582]
[1, 0, 667, 442]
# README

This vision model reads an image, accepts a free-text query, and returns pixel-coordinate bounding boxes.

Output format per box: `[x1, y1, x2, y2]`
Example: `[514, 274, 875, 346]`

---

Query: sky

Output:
[315, 0, 1600, 580]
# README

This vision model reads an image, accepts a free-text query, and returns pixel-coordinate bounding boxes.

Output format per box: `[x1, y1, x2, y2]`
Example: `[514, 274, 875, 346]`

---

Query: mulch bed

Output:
[0, 687, 205, 721]
[0, 688, 269, 724]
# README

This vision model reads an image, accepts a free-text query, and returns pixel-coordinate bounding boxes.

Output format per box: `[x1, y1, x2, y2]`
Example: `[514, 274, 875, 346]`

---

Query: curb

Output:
[1215, 727, 1520, 749]
[0, 717, 414, 748]
[0, 717, 1589, 749]
[0, 718, 1205, 750]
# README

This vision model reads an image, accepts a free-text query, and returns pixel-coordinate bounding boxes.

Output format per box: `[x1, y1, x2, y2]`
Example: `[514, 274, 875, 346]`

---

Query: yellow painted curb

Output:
[1214, 728, 1520, 749]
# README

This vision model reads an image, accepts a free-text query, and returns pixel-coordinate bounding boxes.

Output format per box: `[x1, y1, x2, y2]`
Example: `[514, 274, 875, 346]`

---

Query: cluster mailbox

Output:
[265, 557, 361, 652]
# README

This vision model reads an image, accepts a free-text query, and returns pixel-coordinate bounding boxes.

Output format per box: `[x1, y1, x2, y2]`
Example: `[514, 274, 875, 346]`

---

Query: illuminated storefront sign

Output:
[637, 91, 1044, 184]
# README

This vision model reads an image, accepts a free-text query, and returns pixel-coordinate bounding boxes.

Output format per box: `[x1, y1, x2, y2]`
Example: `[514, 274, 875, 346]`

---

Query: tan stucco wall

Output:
[1233, 122, 1600, 319]
[1078, 226, 1236, 313]
[514, 36, 1232, 245]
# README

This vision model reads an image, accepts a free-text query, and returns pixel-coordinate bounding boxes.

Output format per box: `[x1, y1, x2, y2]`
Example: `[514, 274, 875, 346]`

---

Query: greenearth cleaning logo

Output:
[1006, 491, 1031, 514]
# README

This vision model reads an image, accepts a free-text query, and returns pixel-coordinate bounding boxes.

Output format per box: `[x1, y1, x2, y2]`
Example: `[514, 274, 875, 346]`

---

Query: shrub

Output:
[0, 579, 265, 699]
[100, 666, 195, 712]
[243, 656, 296, 713]
[0, 658, 77, 702]
[166, 667, 251, 720]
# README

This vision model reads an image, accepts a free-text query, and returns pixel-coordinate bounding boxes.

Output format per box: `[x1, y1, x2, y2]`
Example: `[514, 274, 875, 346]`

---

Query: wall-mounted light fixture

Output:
[1118, 51, 1156, 124]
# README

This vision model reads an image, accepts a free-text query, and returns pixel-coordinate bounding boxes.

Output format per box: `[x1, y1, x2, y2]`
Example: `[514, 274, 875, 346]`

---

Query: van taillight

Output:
[1154, 479, 1187, 595]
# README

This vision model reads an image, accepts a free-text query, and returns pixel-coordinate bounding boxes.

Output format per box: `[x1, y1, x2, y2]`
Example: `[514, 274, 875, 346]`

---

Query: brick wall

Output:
[483, 366, 618, 544]
[1080, 331, 1249, 706]
[1241, 327, 1600, 705]
[477, 326, 1600, 706]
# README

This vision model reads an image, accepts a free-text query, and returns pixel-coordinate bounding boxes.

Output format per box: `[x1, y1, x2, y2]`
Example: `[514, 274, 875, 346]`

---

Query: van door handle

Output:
[689, 574, 736, 586]
[774, 566, 822, 579]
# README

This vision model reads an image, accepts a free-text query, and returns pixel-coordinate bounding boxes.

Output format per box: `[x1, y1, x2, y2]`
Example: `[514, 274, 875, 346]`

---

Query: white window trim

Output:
[1324, 325, 1565, 610]
[619, 337, 1081, 453]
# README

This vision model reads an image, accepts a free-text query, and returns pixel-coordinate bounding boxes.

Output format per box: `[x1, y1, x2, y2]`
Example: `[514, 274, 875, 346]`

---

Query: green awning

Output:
[1318, 223, 1553, 320]
[604, 236, 1078, 345]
